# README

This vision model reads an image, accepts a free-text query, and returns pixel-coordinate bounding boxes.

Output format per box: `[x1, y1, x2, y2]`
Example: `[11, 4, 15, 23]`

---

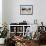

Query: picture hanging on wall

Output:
[20, 5, 33, 15]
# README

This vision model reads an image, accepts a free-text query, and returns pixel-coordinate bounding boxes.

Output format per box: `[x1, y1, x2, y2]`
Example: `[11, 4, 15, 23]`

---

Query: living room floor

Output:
[0, 44, 46, 46]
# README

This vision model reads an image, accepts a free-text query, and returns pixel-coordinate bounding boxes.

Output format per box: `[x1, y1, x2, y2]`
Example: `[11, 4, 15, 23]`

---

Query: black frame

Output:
[20, 5, 33, 15]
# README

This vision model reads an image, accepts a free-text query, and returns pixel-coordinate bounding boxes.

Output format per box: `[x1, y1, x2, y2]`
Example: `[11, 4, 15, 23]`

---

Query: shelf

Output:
[16, 32, 23, 33]
[10, 32, 15, 33]
[10, 32, 23, 34]
[9, 25, 31, 36]
[9, 25, 31, 26]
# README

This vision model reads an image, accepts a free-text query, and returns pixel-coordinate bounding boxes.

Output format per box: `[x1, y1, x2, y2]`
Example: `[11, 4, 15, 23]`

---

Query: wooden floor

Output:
[0, 44, 46, 46]
[0, 44, 4, 46]
[40, 45, 46, 46]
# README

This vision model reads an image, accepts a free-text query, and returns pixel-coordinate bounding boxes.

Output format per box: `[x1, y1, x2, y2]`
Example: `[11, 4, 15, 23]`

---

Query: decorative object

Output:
[34, 19, 37, 24]
[0, 23, 9, 38]
[0, 22, 9, 44]
[26, 27, 32, 40]
[20, 5, 33, 15]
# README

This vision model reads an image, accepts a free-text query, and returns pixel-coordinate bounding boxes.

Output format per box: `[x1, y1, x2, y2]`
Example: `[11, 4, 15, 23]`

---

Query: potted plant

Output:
[0, 23, 9, 44]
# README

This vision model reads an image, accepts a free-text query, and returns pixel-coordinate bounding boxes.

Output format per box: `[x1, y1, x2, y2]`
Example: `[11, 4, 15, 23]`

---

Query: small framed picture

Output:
[20, 5, 33, 15]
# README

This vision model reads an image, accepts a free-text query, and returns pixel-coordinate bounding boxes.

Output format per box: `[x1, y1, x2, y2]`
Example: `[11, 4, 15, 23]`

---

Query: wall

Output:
[0, 0, 2, 27]
[2, 0, 8, 24]
[3, 0, 46, 26]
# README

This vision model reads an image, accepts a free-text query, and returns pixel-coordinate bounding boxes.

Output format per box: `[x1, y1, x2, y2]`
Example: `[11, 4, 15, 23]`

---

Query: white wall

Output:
[0, 0, 2, 27]
[3, 0, 46, 26]
[2, 0, 8, 24]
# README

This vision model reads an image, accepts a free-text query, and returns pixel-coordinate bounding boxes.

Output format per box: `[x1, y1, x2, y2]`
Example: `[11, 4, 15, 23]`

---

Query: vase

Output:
[0, 38, 5, 44]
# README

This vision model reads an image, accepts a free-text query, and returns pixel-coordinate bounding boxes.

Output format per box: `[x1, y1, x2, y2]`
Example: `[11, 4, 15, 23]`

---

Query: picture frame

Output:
[20, 5, 33, 15]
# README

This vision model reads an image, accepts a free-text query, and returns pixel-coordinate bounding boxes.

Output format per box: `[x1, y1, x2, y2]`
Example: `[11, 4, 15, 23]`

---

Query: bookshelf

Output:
[9, 25, 30, 37]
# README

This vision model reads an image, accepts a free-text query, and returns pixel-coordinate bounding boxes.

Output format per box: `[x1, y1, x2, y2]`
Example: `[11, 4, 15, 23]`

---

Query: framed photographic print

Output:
[20, 5, 33, 15]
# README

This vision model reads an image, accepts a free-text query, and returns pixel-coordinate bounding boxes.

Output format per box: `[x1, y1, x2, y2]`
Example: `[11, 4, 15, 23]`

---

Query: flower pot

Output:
[0, 38, 5, 44]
